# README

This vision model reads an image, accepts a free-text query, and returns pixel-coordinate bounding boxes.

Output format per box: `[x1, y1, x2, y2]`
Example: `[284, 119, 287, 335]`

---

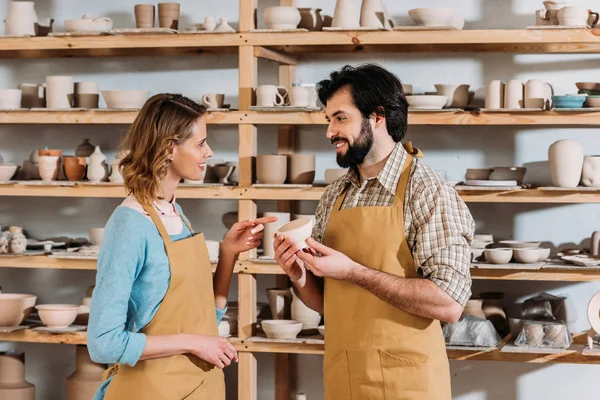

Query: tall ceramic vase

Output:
[332, 0, 360, 28]
[548, 139, 584, 188]
[290, 288, 321, 332]
[0, 351, 35, 400]
[86, 146, 107, 183]
[360, 0, 391, 29]
[66, 346, 105, 400]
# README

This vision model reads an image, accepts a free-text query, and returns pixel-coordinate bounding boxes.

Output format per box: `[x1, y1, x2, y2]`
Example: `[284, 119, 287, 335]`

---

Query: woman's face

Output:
[170, 116, 213, 181]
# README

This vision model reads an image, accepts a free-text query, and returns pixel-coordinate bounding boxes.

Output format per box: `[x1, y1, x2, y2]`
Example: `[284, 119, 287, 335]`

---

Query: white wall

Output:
[1, 0, 600, 399]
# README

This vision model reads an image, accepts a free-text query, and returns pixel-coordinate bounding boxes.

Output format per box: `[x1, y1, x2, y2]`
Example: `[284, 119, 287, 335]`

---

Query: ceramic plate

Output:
[250, 28, 308, 33]
[31, 325, 86, 334]
[465, 180, 518, 187]
[323, 27, 387, 31]
[110, 28, 177, 35]
[393, 26, 456, 31]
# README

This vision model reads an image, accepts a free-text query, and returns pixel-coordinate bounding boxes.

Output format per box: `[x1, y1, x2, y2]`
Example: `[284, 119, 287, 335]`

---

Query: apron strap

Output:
[141, 203, 173, 244]
[180, 213, 195, 234]
[393, 152, 414, 206]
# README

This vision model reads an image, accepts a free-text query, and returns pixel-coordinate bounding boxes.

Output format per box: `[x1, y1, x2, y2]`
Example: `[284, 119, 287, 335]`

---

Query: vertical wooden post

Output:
[239, 0, 257, 32]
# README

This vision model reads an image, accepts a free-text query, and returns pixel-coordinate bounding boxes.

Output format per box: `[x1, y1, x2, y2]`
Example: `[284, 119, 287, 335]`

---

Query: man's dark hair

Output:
[316, 64, 408, 142]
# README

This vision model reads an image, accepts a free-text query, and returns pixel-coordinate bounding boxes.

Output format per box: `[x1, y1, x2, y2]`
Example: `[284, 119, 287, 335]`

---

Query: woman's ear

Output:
[169, 143, 176, 161]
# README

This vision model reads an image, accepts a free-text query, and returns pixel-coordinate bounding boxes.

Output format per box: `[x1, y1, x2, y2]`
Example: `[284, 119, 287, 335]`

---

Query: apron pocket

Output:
[380, 350, 428, 400]
[182, 378, 207, 399]
[347, 350, 385, 399]
[323, 351, 351, 400]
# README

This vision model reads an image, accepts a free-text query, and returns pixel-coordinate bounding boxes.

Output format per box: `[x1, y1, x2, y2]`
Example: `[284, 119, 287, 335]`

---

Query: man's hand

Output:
[296, 237, 361, 280]
[273, 235, 306, 282]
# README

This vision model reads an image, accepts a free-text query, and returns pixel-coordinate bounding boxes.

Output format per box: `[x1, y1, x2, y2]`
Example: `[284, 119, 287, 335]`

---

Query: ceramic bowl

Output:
[489, 167, 527, 183]
[264, 6, 301, 30]
[88, 228, 104, 246]
[65, 16, 113, 33]
[102, 90, 150, 109]
[257, 155, 287, 185]
[408, 8, 461, 28]
[0, 163, 18, 181]
[36, 304, 79, 328]
[584, 95, 600, 108]
[484, 248, 513, 264]
[0, 89, 22, 109]
[576, 82, 600, 91]
[324, 168, 347, 184]
[276, 218, 313, 250]
[0, 294, 37, 327]
[498, 240, 541, 248]
[465, 168, 491, 181]
[537, 247, 551, 261]
[212, 165, 235, 184]
[474, 233, 494, 243]
[261, 320, 303, 339]
[406, 95, 447, 110]
[578, 90, 600, 96]
[318, 325, 325, 336]
[514, 248, 542, 264]
[551, 95, 586, 109]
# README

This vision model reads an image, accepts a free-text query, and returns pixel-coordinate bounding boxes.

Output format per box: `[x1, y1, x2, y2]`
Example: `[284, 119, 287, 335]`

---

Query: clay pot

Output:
[592, 231, 600, 257]
[66, 346, 105, 400]
[86, 146, 107, 183]
[360, 0, 392, 29]
[266, 288, 292, 320]
[5, 1, 38, 36]
[261, 320, 302, 339]
[485, 80, 504, 109]
[582, 156, 600, 187]
[75, 139, 95, 158]
[462, 299, 486, 319]
[434, 84, 470, 108]
[36, 304, 79, 328]
[548, 139, 584, 188]
[257, 155, 287, 184]
[504, 80, 523, 109]
[262, 212, 290, 258]
[19, 83, 45, 108]
[63, 157, 86, 181]
[287, 154, 315, 184]
[134, 4, 155, 28]
[290, 288, 321, 331]
[158, 2, 180, 29]
[38, 155, 60, 181]
[45, 76, 73, 109]
[298, 8, 323, 31]
[0, 89, 22, 109]
[332, 0, 360, 28]
[0, 351, 35, 400]
[264, 6, 301, 30]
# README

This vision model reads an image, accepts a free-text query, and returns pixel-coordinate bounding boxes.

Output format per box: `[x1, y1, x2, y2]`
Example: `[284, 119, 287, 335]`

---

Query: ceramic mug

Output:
[256, 85, 288, 107]
[19, 83, 45, 108]
[289, 86, 310, 107]
[202, 93, 225, 109]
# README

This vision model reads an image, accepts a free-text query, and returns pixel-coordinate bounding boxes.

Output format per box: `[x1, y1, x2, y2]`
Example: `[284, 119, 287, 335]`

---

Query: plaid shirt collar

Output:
[344, 142, 408, 195]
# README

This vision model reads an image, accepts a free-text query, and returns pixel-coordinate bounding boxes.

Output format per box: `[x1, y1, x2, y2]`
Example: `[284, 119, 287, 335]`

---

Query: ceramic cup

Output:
[19, 83, 45, 108]
[524, 80, 547, 109]
[276, 218, 314, 250]
[158, 2, 180, 29]
[485, 80, 504, 109]
[74, 82, 99, 108]
[558, 6, 598, 26]
[289, 86, 310, 107]
[257, 155, 287, 184]
[135, 4, 155, 28]
[0, 89, 22, 109]
[256, 85, 288, 107]
[202, 94, 225, 109]
[46, 76, 74, 109]
[38, 155, 60, 181]
[204, 16, 217, 31]
[287, 154, 316, 184]
[504, 80, 524, 109]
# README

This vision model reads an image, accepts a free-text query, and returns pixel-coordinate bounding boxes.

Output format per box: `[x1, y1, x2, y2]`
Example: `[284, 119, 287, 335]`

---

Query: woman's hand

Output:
[186, 335, 238, 369]
[221, 216, 278, 256]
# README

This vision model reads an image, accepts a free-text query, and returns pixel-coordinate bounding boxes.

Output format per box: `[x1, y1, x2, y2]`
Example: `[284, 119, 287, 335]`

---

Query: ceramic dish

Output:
[0, 163, 18, 181]
[576, 82, 600, 91]
[514, 248, 543, 263]
[484, 248, 513, 264]
[552, 95, 586, 108]
[35, 304, 79, 328]
[498, 240, 541, 248]
[406, 95, 447, 110]
[261, 320, 303, 339]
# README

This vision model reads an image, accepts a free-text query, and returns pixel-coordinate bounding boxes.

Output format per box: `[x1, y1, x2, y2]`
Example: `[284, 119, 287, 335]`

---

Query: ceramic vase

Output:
[504, 80, 524, 109]
[290, 288, 321, 331]
[287, 154, 316, 184]
[5, 1, 38, 36]
[332, 0, 360, 28]
[262, 212, 290, 258]
[158, 2, 180, 30]
[63, 156, 86, 181]
[434, 84, 470, 108]
[86, 146, 107, 183]
[266, 288, 292, 319]
[257, 155, 287, 184]
[19, 83, 45, 108]
[582, 156, 600, 187]
[66, 346, 105, 400]
[215, 18, 235, 32]
[298, 8, 323, 31]
[592, 231, 600, 257]
[9, 229, 27, 254]
[45, 76, 73, 109]
[75, 139, 95, 158]
[203, 16, 216, 31]
[264, 6, 301, 30]
[485, 80, 504, 109]
[0, 351, 35, 400]
[134, 4, 155, 28]
[462, 299, 486, 319]
[548, 139, 584, 188]
[38, 155, 60, 181]
[108, 159, 124, 183]
[360, 0, 391, 29]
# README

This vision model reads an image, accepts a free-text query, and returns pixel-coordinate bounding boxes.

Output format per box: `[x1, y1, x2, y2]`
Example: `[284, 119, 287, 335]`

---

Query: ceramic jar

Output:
[256, 85, 288, 107]
[462, 299, 486, 319]
[45, 76, 73, 109]
[75, 139, 95, 158]
[257, 155, 287, 184]
[289, 85, 310, 107]
[332, 0, 360, 28]
[203, 16, 216, 31]
[86, 146, 107, 183]
[504, 80, 524, 109]
[19, 83, 44, 108]
[74, 82, 99, 109]
[524, 80, 548, 109]
[134, 4, 155, 28]
[264, 7, 301, 30]
[290, 288, 321, 331]
[158, 2, 180, 30]
[38, 155, 60, 181]
[298, 8, 323, 31]
[109, 159, 123, 183]
[592, 231, 600, 257]
[485, 80, 505, 109]
[434, 84, 470, 108]
[0, 89, 22, 109]
[360, 0, 392, 29]
[63, 156, 86, 181]
[5, 1, 38, 36]
[66, 346, 105, 400]
[262, 212, 290, 258]
[266, 288, 292, 319]
[287, 154, 316, 184]
[582, 156, 600, 187]
[558, 7, 598, 27]
[8, 227, 26, 254]
[548, 139, 584, 188]
[0, 351, 35, 400]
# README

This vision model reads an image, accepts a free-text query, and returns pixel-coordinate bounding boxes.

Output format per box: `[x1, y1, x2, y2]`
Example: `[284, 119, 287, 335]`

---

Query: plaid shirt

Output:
[312, 142, 475, 306]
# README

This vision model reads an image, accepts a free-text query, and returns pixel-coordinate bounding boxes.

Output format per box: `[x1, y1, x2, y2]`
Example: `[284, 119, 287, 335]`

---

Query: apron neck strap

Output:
[393, 153, 413, 205]
[141, 202, 173, 243]
[180, 213, 194, 234]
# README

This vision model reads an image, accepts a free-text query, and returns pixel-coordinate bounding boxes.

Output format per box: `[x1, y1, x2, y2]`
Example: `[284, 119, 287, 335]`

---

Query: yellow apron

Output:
[102, 203, 225, 400]
[322, 148, 451, 400]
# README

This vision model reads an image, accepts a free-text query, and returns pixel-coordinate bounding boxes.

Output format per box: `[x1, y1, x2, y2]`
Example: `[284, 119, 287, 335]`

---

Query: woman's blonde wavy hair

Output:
[119, 93, 207, 206]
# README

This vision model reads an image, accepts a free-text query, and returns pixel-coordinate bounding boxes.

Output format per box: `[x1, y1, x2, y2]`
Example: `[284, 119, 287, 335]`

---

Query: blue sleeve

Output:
[216, 304, 227, 325]
[87, 207, 147, 366]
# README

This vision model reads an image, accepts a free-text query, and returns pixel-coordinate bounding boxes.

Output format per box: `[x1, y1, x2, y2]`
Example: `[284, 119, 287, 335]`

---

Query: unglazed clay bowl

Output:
[408, 8, 460, 28]
[88, 228, 105, 246]
[0, 163, 18, 181]
[537, 247, 551, 262]
[102, 90, 150, 109]
[406, 95, 447, 110]
[264, 6, 301, 30]
[257, 155, 287, 185]
[584, 95, 600, 108]
[484, 248, 513, 264]
[276, 218, 313, 250]
[465, 168, 491, 181]
[498, 240, 541, 249]
[324, 168, 347, 184]
[489, 167, 527, 184]
[576, 82, 600, 91]
[36, 304, 79, 328]
[514, 248, 542, 264]
[261, 319, 303, 339]
[0, 294, 37, 326]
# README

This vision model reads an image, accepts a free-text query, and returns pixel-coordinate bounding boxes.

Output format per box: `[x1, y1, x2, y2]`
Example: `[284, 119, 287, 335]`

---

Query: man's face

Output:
[325, 87, 374, 168]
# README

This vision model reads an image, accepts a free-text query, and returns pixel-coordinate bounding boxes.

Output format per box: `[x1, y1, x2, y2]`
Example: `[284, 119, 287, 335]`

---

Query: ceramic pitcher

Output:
[5, 1, 37, 36]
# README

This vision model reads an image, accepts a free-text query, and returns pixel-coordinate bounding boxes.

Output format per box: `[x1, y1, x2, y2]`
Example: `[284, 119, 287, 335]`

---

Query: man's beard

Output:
[335, 118, 374, 168]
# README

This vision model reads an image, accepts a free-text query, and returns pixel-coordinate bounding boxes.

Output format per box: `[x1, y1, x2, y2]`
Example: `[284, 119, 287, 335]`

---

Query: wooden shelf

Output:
[0, 329, 87, 345]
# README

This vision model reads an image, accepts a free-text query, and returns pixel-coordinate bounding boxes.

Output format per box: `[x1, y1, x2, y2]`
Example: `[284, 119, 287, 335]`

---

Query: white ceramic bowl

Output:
[88, 228, 104, 246]
[406, 95, 447, 110]
[264, 6, 301, 30]
[261, 320, 303, 339]
[0, 89, 22, 109]
[276, 218, 313, 250]
[538, 247, 551, 262]
[409, 8, 462, 29]
[36, 304, 79, 328]
[514, 248, 542, 264]
[65, 17, 113, 33]
[102, 90, 150, 109]
[484, 248, 513, 264]
[0, 163, 18, 181]
[0, 294, 37, 327]
[324, 168, 348, 184]
[499, 240, 541, 249]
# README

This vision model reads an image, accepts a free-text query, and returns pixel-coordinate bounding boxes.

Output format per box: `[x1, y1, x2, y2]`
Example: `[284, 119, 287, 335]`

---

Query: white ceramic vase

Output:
[38, 155, 60, 181]
[108, 159, 123, 183]
[45, 76, 73, 109]
[548, 139, 584, 188]
[5, 1, 38, 36]
[87, 146, 107, 183]
[485, 80, 505, 109]
[582, 156, 600, 187]
[262, 212, 290, 258]
[360, 0, 391, 29]
[290, 288, 321, 331]
[504, 80, 524, 109]
[332, 0, 360, 28]
[204, 16, 216, 31]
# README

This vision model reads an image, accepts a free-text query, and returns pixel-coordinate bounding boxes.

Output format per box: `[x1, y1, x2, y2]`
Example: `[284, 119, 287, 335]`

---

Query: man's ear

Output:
[373, 107, 386, 128]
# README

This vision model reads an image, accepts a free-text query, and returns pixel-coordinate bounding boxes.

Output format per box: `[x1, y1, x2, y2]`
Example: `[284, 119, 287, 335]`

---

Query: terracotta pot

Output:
[264, 6, 301, 30]
[45, 76, 73, 109]
[63, 157, 86, 181]
[592, 231, 600, 257]
[462, 299, 486, 319]
[434, 84, 470, 108]
[266, 288, 292, 319]
[332, 0, 360, 28]
[548, 139, 584, 188]
[582, 156, 600, 187]
[298, 8, 323, 31]
[257, 155, 287, 184]
[287, 154, 315, 184]
[134, 4, 155, 28]
[290, 288, 321, 331]
[504, 80, 523, 108]
[0, 351, 35, 400]
[66, 346, 105, 400]
[262, 212, 290, 258]
[38, 155, 60, 181]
